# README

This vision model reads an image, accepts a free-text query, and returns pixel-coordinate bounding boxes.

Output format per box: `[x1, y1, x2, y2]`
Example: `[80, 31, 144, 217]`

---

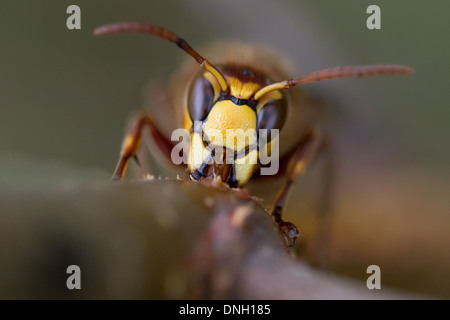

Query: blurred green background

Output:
[0, 0, 449, 297]
[1, 0, 448, 174]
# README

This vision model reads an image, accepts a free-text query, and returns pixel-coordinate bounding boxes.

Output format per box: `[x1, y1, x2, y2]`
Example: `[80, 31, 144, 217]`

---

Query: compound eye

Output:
[187, 73, 215, 122]
[257, 97, 287, 141]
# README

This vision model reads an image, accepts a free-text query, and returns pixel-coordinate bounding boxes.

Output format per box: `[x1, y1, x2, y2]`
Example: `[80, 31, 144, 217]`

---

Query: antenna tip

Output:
[93, 25, 107, 36]
[394, 65, 414, 74]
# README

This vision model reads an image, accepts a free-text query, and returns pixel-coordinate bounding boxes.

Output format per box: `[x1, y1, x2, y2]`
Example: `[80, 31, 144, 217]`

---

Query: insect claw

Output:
[279, 221, 299, 247]
[133, 155, 141, 166]
[111, 174, 122, 182]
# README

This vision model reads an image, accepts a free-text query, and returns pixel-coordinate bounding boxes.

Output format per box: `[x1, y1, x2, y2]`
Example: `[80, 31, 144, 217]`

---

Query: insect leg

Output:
[112, 113, 175, 181]
[271, 129, 321, 247]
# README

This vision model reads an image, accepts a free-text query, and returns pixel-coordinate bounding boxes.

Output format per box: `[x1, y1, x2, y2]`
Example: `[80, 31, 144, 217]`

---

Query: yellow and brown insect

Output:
[93, 22, 412, 246]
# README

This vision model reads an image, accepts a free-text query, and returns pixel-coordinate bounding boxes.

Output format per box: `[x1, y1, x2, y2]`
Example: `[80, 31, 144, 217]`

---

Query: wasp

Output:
[93, 22, 412, 247]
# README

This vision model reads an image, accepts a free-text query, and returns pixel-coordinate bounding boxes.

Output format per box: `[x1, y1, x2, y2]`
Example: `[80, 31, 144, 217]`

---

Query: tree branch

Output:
[0, 179, 416, 299]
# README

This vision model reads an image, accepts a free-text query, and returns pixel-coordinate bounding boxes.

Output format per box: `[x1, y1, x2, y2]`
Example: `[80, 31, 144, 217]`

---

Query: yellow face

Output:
[185, 66, 287, 187]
